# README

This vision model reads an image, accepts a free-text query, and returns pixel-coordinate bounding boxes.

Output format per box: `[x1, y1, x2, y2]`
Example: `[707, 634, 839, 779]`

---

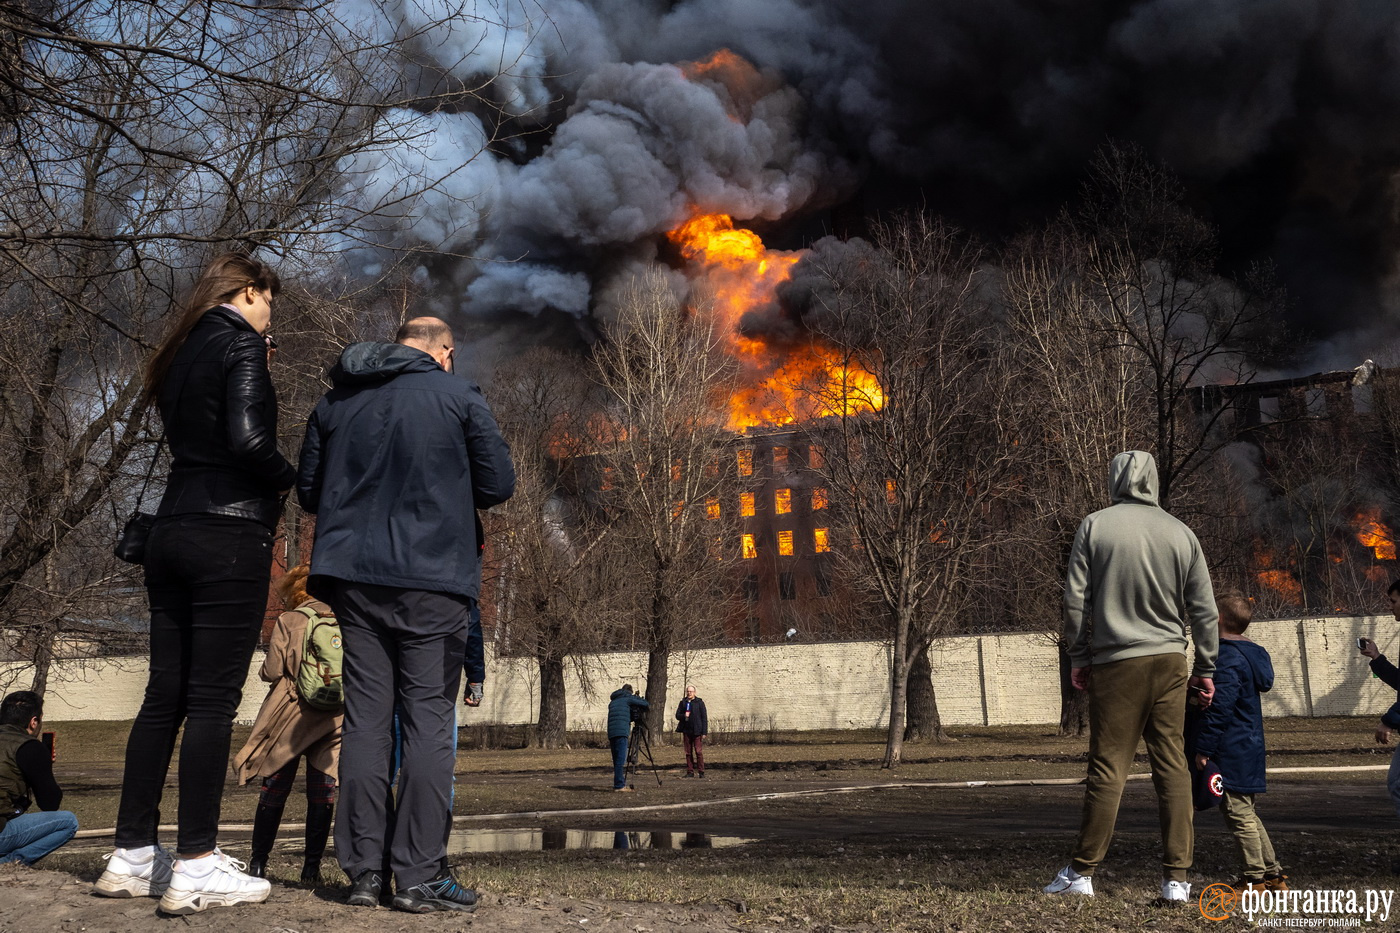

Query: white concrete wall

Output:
[10, 616, 1400, 729]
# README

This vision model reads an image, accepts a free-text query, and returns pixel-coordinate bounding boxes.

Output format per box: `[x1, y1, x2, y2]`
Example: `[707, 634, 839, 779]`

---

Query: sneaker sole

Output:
[346, 892, 381, 908]
[93, 873, 167, 898]
[158, 886, 271, 915]
[391, 895, 477, 913]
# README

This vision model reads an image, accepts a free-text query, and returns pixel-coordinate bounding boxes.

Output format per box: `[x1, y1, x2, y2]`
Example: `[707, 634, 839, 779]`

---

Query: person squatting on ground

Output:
[1358, 579, 1400, 849]
[232, 564, 342, 885]
[0, 691, 77, 865]
[298, 316, 514, 913]
[96, 254, 293, 914]
[1044, 450, 1219, 904]
[675, 685, 708, 778]
[1187, 594, 1287, 891]
[607, 686, 649, 791]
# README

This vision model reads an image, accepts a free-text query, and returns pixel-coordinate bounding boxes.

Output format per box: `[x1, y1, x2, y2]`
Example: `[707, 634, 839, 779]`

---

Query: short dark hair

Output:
[1217, 594, 1253, 635]
[0, 691, 42, 727]
[394, 317, 453, 348]
[1389, 579, 1400, 598]
[620, 684, 633, 694]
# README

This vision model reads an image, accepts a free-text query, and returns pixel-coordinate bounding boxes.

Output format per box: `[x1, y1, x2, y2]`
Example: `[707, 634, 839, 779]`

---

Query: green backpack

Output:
[295, 605, 344, 711]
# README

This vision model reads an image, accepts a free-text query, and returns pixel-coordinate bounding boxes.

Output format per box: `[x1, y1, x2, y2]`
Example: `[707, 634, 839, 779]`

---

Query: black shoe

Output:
[346, 869, 384, 908]
[698, 771, 705, 778]
[391, 868, 479, 913]
[247, 858, 267, 879]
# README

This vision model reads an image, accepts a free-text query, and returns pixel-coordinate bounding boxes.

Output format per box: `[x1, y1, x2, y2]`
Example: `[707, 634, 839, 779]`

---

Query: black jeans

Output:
[115, 514, 274, 854]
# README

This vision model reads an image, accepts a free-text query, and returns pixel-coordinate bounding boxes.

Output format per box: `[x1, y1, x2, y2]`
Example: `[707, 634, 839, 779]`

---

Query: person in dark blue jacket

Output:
[1359, 579, 1400, 835]
[1190, 594, 1285, 890]
[298, 317, 514, 913]
[607, 686, 649, 791]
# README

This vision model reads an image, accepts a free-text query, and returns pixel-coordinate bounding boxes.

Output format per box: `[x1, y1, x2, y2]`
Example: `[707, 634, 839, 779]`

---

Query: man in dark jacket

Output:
[674, 685, 708, 778]
[1360, 579, 1400, 837]
[606, 686, 649, 791]
[298, 317, 514, 913]
[0, 691, 77, 865]
[1190, 595, 1284, 890]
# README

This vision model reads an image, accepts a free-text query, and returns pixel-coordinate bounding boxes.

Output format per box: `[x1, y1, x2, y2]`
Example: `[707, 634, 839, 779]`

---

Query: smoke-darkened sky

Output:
[342, 0, 1400, 363]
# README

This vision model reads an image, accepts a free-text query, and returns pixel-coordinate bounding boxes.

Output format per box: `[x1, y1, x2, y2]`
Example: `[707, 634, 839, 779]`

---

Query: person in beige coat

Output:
[233, 565, 341, 885]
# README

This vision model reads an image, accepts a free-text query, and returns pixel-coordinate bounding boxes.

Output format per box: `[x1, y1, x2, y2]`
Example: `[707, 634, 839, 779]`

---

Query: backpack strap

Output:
[294, 605, 335, 621]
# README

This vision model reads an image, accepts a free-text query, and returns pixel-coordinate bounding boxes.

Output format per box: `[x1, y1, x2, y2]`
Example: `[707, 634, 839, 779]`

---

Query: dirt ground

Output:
[4, 776, 1395, 933]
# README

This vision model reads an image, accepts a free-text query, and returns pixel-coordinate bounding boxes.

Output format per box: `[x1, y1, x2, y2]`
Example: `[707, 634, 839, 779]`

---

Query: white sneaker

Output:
[94, 844, 173, 898]
[1044, 865, 1095, 896]
[157, 849, 271, 915]
[1161, 880, 1192, 903]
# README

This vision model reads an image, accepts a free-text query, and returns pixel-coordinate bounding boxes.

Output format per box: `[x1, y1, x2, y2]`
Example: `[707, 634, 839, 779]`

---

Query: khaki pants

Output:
[1220, 791, 1279, 881]
[1070, 653, 1193, 882]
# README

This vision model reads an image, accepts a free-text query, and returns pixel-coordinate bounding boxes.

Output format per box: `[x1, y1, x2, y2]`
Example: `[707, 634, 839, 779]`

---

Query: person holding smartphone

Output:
[1358, 579, 1400, 830]
[0, 691, 78, 865]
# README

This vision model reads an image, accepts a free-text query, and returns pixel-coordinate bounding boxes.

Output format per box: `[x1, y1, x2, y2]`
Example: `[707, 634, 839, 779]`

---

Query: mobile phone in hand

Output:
[1360, 637, 1370, 651]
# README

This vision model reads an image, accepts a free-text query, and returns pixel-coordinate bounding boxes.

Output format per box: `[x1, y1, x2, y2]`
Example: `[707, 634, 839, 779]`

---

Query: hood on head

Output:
[1109, 450, 1160, 506]
[330, 342, 441, 386]
[1223, 638, 1275, 693]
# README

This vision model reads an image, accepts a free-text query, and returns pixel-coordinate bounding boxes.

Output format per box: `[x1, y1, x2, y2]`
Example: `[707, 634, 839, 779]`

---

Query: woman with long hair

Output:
[234, 564, 341, 886]
[94, 253, 296, 915]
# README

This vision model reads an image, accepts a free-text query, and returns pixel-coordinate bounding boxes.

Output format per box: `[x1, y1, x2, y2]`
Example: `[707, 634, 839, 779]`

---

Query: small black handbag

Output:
[114, 435, 165, 565]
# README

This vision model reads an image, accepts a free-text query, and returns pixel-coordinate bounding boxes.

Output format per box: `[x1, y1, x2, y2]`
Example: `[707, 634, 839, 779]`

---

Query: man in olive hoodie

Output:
[1045, 451, 1219, 904]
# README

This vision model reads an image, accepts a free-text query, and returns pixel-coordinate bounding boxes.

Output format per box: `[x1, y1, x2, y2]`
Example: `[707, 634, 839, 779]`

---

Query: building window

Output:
[777, 530, 794, 556]
[814, 527, 829, 553]
[772, 446, 789, 470]
[706, 497, 720, 519]
[741, 533, 757, 559]
[886, 478, 897, 503]
[811, 487, 828, 510]
[737, 449, 753, 476]
[740, 492, 755, 517]
[809, 444, 824, 469]
[671, 501, 683, 521]
[779, 571, 795, 600]
[774, 488, 792, 514]
[813, 561, 831, 597]
[600, 466, 614, 491]
[742, 574, 760, 602]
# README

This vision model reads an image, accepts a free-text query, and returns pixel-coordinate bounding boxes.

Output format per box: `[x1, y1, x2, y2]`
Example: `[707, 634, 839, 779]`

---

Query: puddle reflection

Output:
[447, 828, 750, 853]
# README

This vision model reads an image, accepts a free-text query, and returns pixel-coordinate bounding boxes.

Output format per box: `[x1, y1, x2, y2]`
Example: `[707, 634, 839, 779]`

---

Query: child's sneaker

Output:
[1044, 866, 1094, 896]
[157, 849, 271, 915]
[93, 844, 173, 898]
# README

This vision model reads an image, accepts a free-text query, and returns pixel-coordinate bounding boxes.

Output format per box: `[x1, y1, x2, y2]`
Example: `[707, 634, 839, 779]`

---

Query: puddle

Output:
[447, 828, 754, 852]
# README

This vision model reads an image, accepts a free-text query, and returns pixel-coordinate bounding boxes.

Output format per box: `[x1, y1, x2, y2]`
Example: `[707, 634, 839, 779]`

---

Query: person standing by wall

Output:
[607, 685, 649, 792]
[674, 685, 708, 778]
[1043, 450, 1218, 904]
[1359, 579, 1400, 867]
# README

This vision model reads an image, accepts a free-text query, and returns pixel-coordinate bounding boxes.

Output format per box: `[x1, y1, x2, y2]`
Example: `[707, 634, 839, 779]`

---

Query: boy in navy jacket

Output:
[1190, 594, 1286, 890]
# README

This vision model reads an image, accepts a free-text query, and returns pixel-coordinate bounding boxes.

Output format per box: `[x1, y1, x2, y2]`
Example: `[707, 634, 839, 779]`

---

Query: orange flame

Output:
[1353, 508, 1396, 560]
[1254, 547, 1302, 606]
[666, 212, 884, 430]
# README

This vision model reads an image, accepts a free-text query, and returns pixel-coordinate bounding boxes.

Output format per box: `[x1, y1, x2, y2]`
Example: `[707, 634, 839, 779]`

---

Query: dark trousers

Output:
[328, 581, 468, 889]
[260, 759, 337, 807]
[115, 515, 274, 854]
[684, 734, 705, 774]
[610, 736, 629, 789]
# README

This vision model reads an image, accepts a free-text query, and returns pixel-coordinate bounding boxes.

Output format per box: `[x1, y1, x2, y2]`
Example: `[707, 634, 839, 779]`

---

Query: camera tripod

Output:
[625, 720, 662, 787]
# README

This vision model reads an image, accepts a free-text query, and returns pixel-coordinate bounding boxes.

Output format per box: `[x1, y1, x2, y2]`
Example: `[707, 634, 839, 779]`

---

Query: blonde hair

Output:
[277, 564, 310, 608]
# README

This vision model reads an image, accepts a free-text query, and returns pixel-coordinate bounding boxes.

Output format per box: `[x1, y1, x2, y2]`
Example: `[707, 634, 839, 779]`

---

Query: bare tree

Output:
[591, 270, 740, 741]
[0, 0, 525, 689]
[805, 214, 1011, 766]
[487, 347, 624, 748]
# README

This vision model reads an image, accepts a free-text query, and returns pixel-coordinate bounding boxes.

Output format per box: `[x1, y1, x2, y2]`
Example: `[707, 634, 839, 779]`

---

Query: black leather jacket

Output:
[154, 306, 295, 529]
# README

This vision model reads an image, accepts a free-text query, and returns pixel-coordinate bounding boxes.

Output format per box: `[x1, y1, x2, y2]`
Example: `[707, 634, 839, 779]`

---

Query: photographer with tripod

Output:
[606, 685, 649, 792]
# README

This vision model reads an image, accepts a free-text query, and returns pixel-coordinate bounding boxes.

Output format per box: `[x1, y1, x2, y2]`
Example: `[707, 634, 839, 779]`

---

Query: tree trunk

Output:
[644, 583, 672, 742]
[882, 627, 910, 767]
[536, 655, 567, 748]
[29, 625, 54, 697]
[904, 647, 950, 742]
[1058, 638, 1089, 737]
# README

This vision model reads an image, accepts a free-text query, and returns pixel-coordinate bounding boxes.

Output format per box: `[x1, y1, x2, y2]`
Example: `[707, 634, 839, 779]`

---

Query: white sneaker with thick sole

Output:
[1044, 865, 1095, 896]
[1161, 880, 1192, 903]
[157, 849, 271, 915]
[94, 845, 174, 898]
